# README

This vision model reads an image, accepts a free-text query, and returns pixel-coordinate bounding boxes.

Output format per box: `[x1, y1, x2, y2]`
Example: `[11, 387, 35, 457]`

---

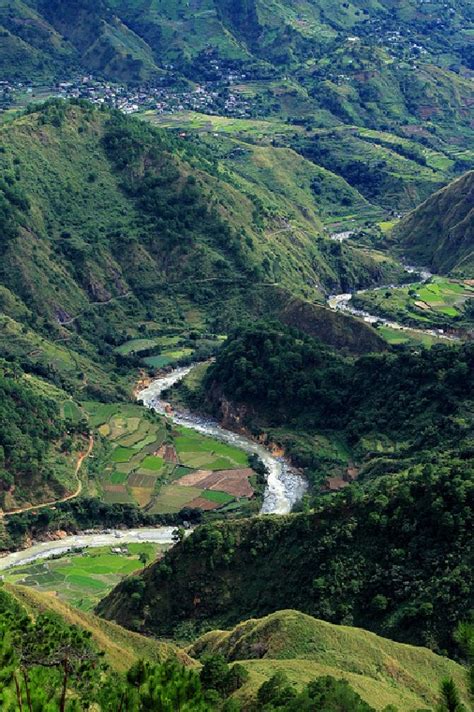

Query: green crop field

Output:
[200, 490, 234, 504]
[140, 455, 165, 471]
[3, 544, 165, 611]
[353, 277, 474, 332]
[148, 484, 203, 514]
[83, 401, 256, 514]
[110, 446, 135, 463]
[174, 429, 249, 469]
[114, 338, 162, 355]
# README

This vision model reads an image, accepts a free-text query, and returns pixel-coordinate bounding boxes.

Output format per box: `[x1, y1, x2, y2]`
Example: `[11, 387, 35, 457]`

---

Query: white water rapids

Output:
[0, 366, 307, 571]
[138, 366, 308, 515]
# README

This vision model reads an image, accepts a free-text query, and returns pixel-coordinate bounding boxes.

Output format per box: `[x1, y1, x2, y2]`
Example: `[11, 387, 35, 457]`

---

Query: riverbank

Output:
[0, 527, 184, 572]
[137, 368, 308, 515]
[327, 263, 460, 343]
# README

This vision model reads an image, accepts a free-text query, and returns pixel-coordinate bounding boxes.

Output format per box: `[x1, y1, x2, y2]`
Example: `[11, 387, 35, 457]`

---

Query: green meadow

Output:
[3, 543, 164, 611]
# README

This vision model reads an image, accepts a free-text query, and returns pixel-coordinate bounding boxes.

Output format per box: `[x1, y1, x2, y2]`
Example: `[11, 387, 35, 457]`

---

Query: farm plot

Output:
[177, 469, 255, 498]
[354, 277, 474, 331]
[174, 429, 249, 470]
[84, 402, 169, 507]
[84, 402, 258, 514]
[3, 544, 164, 611]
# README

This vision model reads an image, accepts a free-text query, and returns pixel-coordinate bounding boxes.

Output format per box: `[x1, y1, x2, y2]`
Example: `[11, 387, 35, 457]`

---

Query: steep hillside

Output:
[392, 171, 474, 275]
[0, 100, 386, 365]
[98, 460, 474, 654]
[5, 583, 192, 670]
[3, 584, 470, 710]
[0, 100, 388, 511]
[0, 359, 88, 512]
[0, 583, 212, 711]
[3, 0, 473, 81]
[189, 610, 470, 710]
[168, 323, 474, 494]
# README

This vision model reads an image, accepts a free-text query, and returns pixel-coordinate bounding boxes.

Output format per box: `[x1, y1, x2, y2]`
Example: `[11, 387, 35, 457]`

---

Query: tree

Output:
[138, 551, 150, 565]
[436, 678, 466, 712]
[257, 671, 296, 707]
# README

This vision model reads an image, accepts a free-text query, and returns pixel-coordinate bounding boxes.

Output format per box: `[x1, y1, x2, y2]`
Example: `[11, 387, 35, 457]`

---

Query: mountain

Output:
[4, 582, 192, 670]
[188, 610, 470, 711]
[0, 100, 387, 362]
[98, 457, 474, 654]
[0, 100, 390, 510]
[2, 584, 470, 711]
[392, 170, 474, 275]
[1, 0, 473, 155]
[2, 0, 473, 81]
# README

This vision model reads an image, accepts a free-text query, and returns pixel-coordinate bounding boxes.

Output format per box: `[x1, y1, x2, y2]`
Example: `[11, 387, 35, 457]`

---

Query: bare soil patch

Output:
[187, 497, 220, 511]
[178, 468, 254, 497]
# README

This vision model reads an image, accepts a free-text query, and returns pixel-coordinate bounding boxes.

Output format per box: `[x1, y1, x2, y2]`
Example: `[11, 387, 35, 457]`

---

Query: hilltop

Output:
[392, 170, 474, 276]
[188, 610, 470, 710]
[98, 456, 474, 654]
[4, 582, 192, 670]
[2, 584, 470, 710]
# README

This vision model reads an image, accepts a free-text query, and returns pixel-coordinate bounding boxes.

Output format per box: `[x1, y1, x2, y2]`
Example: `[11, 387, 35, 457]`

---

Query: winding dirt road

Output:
[0, 435, 94, 519]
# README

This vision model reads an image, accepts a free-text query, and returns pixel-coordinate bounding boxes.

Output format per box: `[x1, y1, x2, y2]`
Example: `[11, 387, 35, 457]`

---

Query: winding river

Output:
[327, 265, 457, 341]
[138, 367, 308, 515]
[2, 261, 450, 572]
[0, 367, 307, 571]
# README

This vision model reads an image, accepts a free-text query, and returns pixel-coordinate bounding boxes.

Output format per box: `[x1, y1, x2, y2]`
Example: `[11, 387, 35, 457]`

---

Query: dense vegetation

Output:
[2, 583, 473, 711]
[0, 586, 210, 711]
[99, 460, 474, 655]
[0, 359, 82, 510]
[185, 323, 474, 489]
[5, 584, 457, 711]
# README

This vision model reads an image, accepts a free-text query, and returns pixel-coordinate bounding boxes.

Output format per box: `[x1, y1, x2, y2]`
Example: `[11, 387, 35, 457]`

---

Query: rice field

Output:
[355, 277, 474, 332]
[2, 544, 164, 611]
[84, 402, 257, 514]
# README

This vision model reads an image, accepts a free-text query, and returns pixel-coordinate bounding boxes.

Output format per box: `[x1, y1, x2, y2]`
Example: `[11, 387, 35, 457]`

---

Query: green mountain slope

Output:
[392, 170, 474, 275]
[0, 100, 388, 509]
[0, 100, 386, 353]
[98, 457, 474, 654]
[0, 359, 87, 512]
[5, 583, 192, 670]
[189, 610, 470, 710]
[3, 584, 470, 710]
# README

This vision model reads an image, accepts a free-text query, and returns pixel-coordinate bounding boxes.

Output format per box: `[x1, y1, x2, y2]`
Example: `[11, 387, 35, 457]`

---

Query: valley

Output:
[0, 1, 473, 707]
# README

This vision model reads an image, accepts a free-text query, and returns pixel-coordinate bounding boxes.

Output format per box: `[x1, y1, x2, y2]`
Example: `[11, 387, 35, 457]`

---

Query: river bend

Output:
[138, 367, 308, 515]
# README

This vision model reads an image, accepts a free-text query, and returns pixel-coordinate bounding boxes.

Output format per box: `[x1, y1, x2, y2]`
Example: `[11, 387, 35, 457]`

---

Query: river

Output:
[137, 367, 308, 515]
[327, 265, 456, 340]
[4, 261, 439, 572]
[0, 528, 181, 572]
[0, 367, 307, 571]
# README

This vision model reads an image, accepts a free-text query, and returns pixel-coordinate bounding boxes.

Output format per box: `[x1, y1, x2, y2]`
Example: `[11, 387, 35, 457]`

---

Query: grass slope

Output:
[5, 582, 193, 670]
[189, 610, 470, 710]
[392, 171, 474, 276]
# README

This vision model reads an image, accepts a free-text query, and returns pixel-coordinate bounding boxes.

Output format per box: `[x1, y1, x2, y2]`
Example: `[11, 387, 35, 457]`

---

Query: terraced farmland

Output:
[353, 277, 474, 331]
[85, 403, 258, 515]
[3, 543, 164, 611]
